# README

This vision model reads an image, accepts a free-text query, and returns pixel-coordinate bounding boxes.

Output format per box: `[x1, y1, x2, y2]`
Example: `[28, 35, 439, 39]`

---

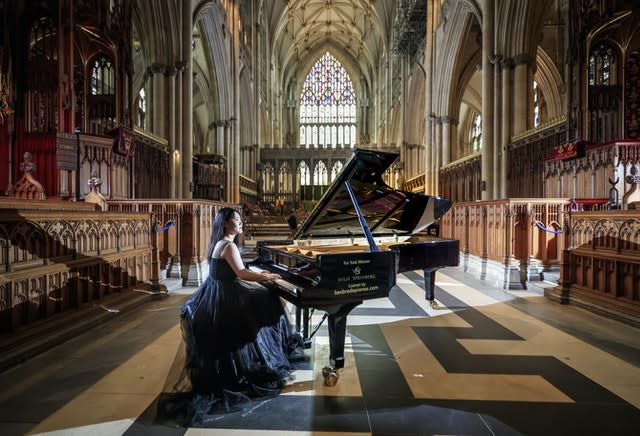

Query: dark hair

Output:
[206, 207, 240, 260]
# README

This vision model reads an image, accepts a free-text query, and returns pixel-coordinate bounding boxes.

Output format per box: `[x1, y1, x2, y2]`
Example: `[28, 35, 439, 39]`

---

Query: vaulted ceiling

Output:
[265, 0, 395, 90]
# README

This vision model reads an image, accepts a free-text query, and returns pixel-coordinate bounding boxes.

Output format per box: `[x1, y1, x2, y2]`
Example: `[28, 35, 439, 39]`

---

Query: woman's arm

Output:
[222, 242, 281, 281]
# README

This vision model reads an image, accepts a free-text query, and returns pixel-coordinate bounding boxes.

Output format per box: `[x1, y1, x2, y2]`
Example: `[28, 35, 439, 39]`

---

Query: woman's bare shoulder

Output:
[212, 240, 236, 258]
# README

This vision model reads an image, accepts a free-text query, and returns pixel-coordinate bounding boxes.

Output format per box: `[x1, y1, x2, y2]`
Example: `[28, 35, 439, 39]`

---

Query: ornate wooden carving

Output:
[0, 206, 153, 333]
[11, 152, 46, 200]
[555, 210, 640, 319]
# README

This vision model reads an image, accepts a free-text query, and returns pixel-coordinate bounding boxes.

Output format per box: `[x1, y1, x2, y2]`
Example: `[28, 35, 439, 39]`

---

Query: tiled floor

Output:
[0, 268, 639, 436]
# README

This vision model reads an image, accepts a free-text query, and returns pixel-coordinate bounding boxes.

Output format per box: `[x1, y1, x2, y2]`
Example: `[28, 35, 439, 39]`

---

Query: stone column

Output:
[481, 0, 495, 200]
[151, 63, 165, 136]
[491, 55, 503, 199]
[207, 122, 216, 153]
[399, 58, 407, 149]
[291, 159, 297, 208]
[165, 65, 177, 199]
[441, 117, 452, 166]
[428, 115, 438, 193]
[224, 120, 231, 201]
[286, 97, 296, 146]
[230, 2, 241, 204]
[175, 63, 183, 198]
[501, 58, 514, 198]
[513, 53, 531, 135]
[434, 117, 443, 194]
[181, 0, 193, 199]
[424, 0, 435, 194]
[216, 120, 225, 156]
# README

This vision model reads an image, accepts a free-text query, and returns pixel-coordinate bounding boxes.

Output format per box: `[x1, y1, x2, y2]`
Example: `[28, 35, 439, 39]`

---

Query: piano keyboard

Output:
[248, 265, 300, 293]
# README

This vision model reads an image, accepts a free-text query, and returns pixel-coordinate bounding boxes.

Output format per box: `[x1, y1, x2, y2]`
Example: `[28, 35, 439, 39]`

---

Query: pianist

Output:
[174, 207, 304, 417]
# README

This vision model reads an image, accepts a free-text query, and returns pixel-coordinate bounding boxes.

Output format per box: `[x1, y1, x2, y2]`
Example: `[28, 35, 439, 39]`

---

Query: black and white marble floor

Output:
[1, 268, 639, 436]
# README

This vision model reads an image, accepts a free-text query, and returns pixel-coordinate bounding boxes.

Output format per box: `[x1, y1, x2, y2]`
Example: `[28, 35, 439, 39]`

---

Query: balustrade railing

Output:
[107, 199, 239, 286]
[553, 210, 640, 320]
[0, 203, 154, 333]
[440, 198, 569, 287]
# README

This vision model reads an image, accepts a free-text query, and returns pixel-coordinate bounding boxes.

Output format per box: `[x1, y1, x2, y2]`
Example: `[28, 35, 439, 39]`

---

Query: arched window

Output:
[471, 114, 482, 152]
[88, 55, 116, 134]
[313, 161, 328, 186]
[298, 161, 310, 186]
[330, 161, 344, 182]
[91, 57, 115, 95]
[137, 88, 146, 130]
[588, 41, 621, 143]
[279, 162, 292, 193]
[27, 16, 57, 132]
[299, 52, 356, 148]
[589, 42, 617, 86]
[263, 163, 275, 193]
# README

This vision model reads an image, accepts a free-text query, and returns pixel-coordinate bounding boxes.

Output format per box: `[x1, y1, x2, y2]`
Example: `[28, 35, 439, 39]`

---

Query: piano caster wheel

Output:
[430, 300, 446, 310]
[322, 366, 338, 386]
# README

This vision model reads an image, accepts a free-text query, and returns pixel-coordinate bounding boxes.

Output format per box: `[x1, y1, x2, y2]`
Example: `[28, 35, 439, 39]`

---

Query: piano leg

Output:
[326, 302, 359, 369]
[302, 307, 311, 348]
[423, 267, 443, 309]
[320, 302, 358, 386]
[293, 306, 312, 348]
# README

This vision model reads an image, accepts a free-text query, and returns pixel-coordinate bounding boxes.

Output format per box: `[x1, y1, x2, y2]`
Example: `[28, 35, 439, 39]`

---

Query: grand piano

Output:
[248, 148, 459, 385]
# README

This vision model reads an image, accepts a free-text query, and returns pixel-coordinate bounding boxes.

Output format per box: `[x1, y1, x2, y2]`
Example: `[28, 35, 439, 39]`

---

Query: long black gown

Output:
[162, 250, 303, 422]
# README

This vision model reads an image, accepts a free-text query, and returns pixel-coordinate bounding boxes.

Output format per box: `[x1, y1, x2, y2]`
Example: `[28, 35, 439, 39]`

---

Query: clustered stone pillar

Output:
[181, 0, 193, 199]
[501, 58, 514, 198]
[513, 54, 531, 135]
[441, 117, 452, 167]
[166, 65, 177, 199]
[481, 0, 495, 200]
[491, 55, 502, 199]
[175, 62, 183, 198]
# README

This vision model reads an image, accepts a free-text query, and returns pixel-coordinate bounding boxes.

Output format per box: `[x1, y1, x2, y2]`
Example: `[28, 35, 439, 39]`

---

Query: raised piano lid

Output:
[293, 148, 453, 240]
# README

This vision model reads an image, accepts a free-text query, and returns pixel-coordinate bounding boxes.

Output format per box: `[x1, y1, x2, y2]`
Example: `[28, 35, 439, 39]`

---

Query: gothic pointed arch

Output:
[404, 66, 426, 145]
[432, 2, 480, 118]
[298, 52, 357, 148]
[198, 10, 232, 120]
[239, 65, 256, 147]
[534, 47, 564, 121]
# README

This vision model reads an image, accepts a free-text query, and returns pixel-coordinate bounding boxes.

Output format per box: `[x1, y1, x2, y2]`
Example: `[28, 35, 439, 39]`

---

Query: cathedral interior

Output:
[1, 1, 640, 435]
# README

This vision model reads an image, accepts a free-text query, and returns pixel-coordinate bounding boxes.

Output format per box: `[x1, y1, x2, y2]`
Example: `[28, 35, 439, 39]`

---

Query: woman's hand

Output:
[262, 271, 281, 281]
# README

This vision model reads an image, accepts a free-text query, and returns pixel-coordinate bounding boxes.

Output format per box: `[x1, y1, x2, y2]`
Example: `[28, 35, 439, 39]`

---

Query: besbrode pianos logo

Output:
[352, 266, 361, 276]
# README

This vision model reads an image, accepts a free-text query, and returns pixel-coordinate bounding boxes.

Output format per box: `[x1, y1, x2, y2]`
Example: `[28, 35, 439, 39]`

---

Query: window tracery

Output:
[27, 16, 57, 132]
[299, 52, 356, 148]
[330, 161, 344, 182]
[298, 161, 310, 186]
[471, 114, 482, 152]
[313, 161, 328, 185]
[589, 42, 617, 86]
[87, 55, 116, 134]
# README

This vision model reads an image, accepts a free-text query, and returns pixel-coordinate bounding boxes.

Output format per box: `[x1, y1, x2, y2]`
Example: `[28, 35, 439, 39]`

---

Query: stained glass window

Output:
[588, 43, 617, 86]
[314, 161, 328, 185]
[91, 57, 115, 95]
[137, 88, 146, 130]
[299, 52, 356, 148]
[471, 114, 482, 152]
[330, 161, 344, 182]
[298, 161, 310, 186]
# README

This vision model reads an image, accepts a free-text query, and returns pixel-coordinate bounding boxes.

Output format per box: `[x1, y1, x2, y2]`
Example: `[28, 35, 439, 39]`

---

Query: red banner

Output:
[116, 127, 135, 157]
[545, 140, 589, 161]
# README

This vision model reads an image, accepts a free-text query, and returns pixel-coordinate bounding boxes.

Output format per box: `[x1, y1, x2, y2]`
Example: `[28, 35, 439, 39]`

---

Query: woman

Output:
[178, 207, 303, 416]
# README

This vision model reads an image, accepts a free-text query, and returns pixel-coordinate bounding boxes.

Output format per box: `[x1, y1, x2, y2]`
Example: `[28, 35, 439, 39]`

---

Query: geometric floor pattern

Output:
[0, 267, 639, 435]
